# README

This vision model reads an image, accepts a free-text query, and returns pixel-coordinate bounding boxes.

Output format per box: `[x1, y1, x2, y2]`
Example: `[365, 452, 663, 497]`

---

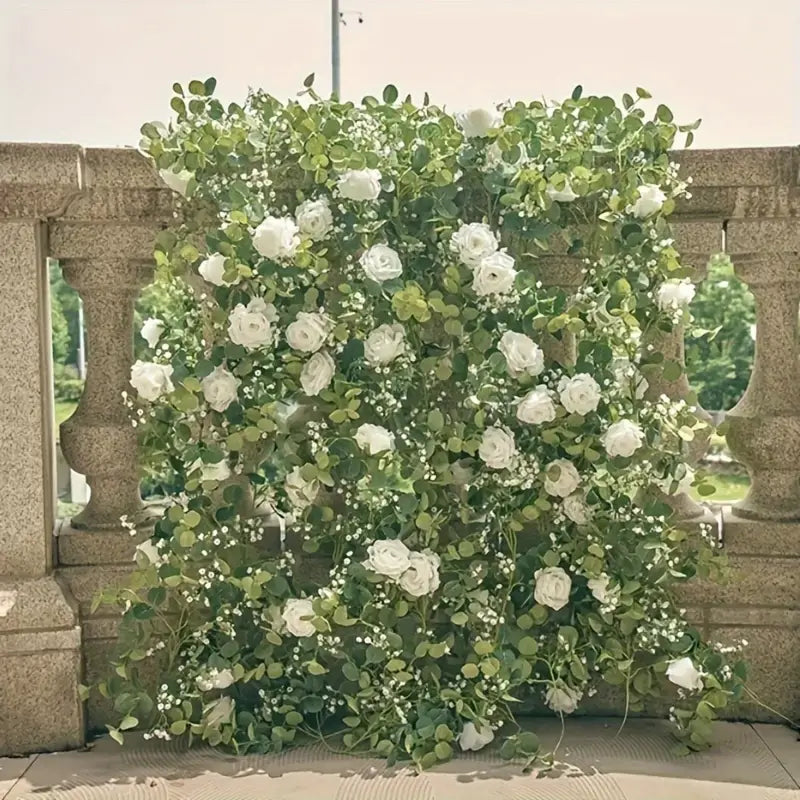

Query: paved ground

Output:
[2, 718, 799, 799]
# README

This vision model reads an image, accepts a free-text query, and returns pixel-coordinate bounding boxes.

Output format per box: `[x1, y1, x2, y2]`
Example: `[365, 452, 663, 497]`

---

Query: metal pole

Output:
[331, 0, 341, 98]
[77, 298, 86, 381]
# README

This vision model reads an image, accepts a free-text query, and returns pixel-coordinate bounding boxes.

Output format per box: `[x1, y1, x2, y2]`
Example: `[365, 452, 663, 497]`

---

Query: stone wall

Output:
[0, 142, 797, 755]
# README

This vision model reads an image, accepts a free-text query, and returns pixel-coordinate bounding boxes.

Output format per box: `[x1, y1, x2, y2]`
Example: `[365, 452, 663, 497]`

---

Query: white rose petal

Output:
[499, 331, 545, 378]
[516, 386, 557, 425]
[286, 311, 332, 353]
[228, 297, 277, 351]
[558, 373, 601, 416]
[563, 492, 592, 525]
[587, 574, 617, 605]
[300, 350, 336, 396]
[450, 222, 499, 268]
[456, 108, 500, 138]
[355, 423, 395, 455]
[472, 250, 517, 296]
[140, 317, 164, 348]
[666, 657, 704, 692]
[204, 696, 235, 728]
[544, 459, 581, 498]
[201, 366, 240, 412]
[603, 419, 645, 458]
[545, 684, 582, 714]
[134, 539, 161, 565]
[399, 551, 441, 597]
[632, 183, 666, 219]
[198, 253, 239, 287]
[130, 360, 174, 402]
[295, 197, 334, 241]
[458, 721, 495, 751]
[364, 323, 406, 366]
[656, 279, 696, 311]
[159, 168, 192, 197]
[364, 539, 412, 580]
[196, 668, 235, 692]
[284, 466, 320, 509]
[282, 598, 317, 637]
[479, 426, 516, 470]
[337, 168, 382, 201]
[253, 215, 300, 260]
[546, 181, 578, 203]
[189, 458, 232, 483]
[360, 244, 403, 283]
[534, 566, 572, 611]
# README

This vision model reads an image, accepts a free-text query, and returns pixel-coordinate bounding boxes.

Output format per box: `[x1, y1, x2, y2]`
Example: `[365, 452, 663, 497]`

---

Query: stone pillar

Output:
[0, 144, 84, 754]
[534, 255, 583, 367]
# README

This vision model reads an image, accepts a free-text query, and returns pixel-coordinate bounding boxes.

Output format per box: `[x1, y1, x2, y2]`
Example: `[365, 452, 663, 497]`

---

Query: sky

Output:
[3, 0, 799, 149]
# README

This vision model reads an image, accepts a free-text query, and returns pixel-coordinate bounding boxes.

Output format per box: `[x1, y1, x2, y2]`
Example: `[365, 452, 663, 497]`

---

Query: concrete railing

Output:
[0, 142, 798, 755]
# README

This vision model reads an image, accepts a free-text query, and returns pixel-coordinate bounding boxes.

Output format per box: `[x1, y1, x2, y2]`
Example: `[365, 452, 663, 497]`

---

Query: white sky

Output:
[3, 0, 800, 148]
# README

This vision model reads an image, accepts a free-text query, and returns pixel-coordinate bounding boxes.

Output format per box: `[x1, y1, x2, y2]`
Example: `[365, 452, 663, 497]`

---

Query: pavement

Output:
[2, 718, 799, 799]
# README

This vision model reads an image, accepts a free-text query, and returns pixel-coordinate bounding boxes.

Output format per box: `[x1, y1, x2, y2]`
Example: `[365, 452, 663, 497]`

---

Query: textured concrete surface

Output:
[2, 719, 799, 800]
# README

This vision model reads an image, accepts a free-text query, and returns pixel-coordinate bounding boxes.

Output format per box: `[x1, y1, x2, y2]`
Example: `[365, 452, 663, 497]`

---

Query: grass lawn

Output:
[691, 471, 749, 504]
[54, 400, 78, 427]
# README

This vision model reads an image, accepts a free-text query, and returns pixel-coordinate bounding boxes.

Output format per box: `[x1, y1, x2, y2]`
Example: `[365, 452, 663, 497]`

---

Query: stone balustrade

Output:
[0, 142, 798, 755]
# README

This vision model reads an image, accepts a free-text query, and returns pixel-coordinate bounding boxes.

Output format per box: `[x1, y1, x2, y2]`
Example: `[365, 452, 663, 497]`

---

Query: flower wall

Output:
[101, 77, 747, 766]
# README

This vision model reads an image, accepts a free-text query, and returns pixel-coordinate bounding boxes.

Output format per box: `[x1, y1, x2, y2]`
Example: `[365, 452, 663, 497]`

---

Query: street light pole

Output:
[331, 0, 341, 98]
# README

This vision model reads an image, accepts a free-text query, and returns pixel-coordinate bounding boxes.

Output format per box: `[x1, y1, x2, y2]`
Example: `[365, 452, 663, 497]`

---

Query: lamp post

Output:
[331, 2, 363, 99]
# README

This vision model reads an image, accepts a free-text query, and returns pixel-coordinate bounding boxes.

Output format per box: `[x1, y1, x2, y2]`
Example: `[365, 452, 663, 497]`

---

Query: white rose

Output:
[534, 566, 572, 611]
[300, 350, 336, 396]
[603, 419, 645, 458]
[190, 458, 232, 483]
[558, 374, 601, 415]
[486, 140, 526, 172]
[399, 551, 441, 597]
[140, 317, 164, 348]
[364, 539, 412, 580]
[130, 360, 174, 402]
[364, 323, 406, 366]
[204, 696, 235, 728]
[458, 721, 495, 751]
[295, 197, 334, 241]
[450, 222, 499, 268]
[587, 574, 617, 606]
[159, 167, 192, 197]
[472, 250, 517, 296]
[355, 423, 395, 455]
[656, 279, 696, 311]
[632, 183, 666, 218]
[545, 684, 582, 714]
[198, 253, 239, 287]
[478, 426, 516, 470]
[134, 539, 160, 565]
[282, 598, 317, 637]
[456, 108, 500, 138]
[337, 168, 382, 201]
[253, 215, 300, 260]
[360, 244, 403, 283]
[227, 297, 277, 350]
[196, 668, 235, 692]
[286, 311, 332, 353]
[666, 657, 704, 692]
[284, 466, 320, 509]
[499, 331, 545, 378]
[562, 492, 592, 525]
[546, 181, 578, 203]
[516, 386, 556, 424]
[201, 366, 240, 412]
[544, 459, 581, 498]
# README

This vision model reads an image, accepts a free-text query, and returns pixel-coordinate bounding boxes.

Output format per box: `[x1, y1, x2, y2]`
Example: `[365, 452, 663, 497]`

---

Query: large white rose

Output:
[545, 684, 582, 714]
[632, 183, 666, 219]
[499, 331, 544, 378]
[544, 459, 581, 498]
[228, 298, 277, 350]
[300, 350, 336, 396]
[478, 426, 516, 470]
[364, 539, 412, 580]
[558, 374, 601, 415]
[546, 181, 578, 203]
[284, 466, 320, 509]
[456, 108, 500, 138]
[458, 721, 495, 751]
[472, 251, 517, 296]
[201, 366, 240, 412]
[666, 657, 703, 692]
[190, 458, 232, 483]
[196, 669, 235, 692]
[603, 419, 645, 458]
[140, 318, 164, 348]
[198, 253, 239, 287]
[360, 244, 403, 283]
[204, 696, 235, 728]
[295, 197, 334, 241]
[253, 215, 300, 260]
[286, 311, 332, 353]
[159, 167, 192, 197]
[450, 222, 498, 268]
[399, 551, 441, 597]
[364, 323, 406, 366]
[656, 279, 696, 311]
[282, 598, 317, 637]
[516, 386, 556, 424]
[562, 492, 592, 525]
[130, 360, 174, 402]
[337, 168, 382, 201]
[355, 423, 395, 455]
[534, 566, 572, 611]
[587, 574, 617, 605]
